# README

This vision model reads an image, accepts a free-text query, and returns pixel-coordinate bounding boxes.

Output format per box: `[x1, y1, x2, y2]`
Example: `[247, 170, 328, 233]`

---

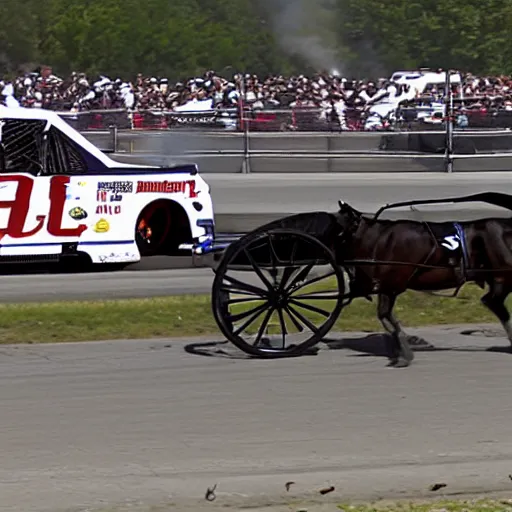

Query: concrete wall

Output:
[82, 129, 512, 173]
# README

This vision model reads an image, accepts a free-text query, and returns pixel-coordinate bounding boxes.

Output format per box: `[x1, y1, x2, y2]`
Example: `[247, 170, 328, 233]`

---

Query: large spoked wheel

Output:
[211, 228, 348, 358]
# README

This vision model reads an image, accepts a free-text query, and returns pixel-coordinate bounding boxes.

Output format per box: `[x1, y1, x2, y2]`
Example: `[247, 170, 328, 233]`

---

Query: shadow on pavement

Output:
[184, 339, 321, 360]
[183, 331, 512, 360]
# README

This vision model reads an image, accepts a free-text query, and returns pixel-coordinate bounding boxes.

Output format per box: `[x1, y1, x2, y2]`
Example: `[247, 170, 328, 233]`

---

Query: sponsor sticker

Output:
[69, 207, 88, 220]
[96, 205, 121, 215]
[97, 191, 122, 203]
[97, 181, 133, 193]
[93, 218, 110, 233]
[136, 180, 198, 198]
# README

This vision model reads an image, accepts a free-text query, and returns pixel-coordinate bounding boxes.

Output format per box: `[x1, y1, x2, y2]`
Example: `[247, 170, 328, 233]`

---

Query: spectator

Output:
[3, 66, 512, 130]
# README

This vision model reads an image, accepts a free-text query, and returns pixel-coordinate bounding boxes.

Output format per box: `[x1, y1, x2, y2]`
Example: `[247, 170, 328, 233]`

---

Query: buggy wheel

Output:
[211, 229, 347, 358]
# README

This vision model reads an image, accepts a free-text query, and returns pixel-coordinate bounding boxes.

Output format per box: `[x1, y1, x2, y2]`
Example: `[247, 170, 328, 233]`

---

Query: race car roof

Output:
[0, 106, 198, 175]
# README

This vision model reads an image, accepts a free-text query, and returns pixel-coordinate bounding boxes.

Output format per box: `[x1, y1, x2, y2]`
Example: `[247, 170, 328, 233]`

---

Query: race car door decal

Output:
[0, 174, 87, 243]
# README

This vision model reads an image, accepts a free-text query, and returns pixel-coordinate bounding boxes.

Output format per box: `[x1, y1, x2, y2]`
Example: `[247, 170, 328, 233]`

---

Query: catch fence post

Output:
[239, 79, 251, 174]
[109, 124, 118, 153]
[242, 114, 251, 174]
[444, 70, 454, 173]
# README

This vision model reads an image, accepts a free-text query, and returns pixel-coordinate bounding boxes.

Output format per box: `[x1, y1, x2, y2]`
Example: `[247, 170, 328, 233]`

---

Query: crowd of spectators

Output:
[2, 66, 512, 112]
[2, 66, 512, 130]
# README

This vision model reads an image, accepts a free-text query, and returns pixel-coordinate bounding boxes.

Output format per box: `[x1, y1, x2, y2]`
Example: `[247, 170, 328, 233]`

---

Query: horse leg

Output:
[481, 282, 512, 347]
[377, 293, 414, 368]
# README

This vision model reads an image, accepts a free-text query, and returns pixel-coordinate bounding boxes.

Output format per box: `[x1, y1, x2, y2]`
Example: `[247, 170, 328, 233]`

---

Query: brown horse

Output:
[334, 199, 512, 367]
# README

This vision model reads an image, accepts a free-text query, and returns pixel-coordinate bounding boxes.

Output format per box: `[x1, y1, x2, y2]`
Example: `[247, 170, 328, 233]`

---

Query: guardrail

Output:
[67, 78, 512, 173]
[81, 125, 512, 174]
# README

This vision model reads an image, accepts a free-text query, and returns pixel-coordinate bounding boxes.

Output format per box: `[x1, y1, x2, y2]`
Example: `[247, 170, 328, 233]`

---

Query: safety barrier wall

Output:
[62, 103, 512, 173]
[81, 128, 512, 173]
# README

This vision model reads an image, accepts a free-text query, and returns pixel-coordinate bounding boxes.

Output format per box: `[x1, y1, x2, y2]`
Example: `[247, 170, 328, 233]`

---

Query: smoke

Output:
[261, 0, 343, 74]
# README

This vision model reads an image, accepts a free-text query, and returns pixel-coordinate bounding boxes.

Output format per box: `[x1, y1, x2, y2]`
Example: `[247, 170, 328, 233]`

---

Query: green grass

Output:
[0, 283, 509, 344]
[335, 498, 512, 512]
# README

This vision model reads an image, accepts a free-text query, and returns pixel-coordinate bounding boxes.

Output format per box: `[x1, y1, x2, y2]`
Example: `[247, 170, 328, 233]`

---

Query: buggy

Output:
[181, 193, 512, 367]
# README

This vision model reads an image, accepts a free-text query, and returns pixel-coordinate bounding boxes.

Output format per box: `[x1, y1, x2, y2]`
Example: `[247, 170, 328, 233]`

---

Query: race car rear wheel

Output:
[135, 201, 172, 257]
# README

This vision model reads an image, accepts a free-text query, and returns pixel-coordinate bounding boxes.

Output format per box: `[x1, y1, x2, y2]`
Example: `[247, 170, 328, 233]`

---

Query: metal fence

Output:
[63, 74, 512, 173]
[58, 103, 512, 133]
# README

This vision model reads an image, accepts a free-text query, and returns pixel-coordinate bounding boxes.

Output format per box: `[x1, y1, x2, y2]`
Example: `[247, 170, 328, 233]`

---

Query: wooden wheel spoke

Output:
[226, 296, 262, 305]
[292, 292, 340, 301]
[233, 303, 270, 336]
[289, 298, 331, 318]
[229, 302, 268, 324]
[277, 308, 288, 348]
[279, 266, 300, 292]
[287, 305, 320, 333]
[253, 307, 275, 346]
[223, 274, 268, 297]
[291, 269, 336, 293]
[284, 305, 305, 332]
[243, 247, 273, 291]
[220, 285, 263, 298]
[285, 262, 315, 292]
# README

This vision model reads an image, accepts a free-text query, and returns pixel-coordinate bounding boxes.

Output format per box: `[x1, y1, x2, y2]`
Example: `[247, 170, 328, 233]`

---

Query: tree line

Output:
[0, 0, 511, 80]
[336, 0, 512, 78]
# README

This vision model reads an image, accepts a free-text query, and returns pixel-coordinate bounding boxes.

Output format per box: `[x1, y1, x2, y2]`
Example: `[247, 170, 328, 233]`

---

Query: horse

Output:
[334, 199, 512, 367]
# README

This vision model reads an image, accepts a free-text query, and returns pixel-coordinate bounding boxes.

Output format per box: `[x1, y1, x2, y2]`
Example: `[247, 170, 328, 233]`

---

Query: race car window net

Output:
[0, 143, 5, 173]
[0, 120, 88, 176]
[1, 119, 46, 175]
[45, 126, 88, 175]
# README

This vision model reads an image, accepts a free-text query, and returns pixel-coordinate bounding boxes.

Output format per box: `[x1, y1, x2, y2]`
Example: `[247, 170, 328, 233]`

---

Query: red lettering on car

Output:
[47, 176, 88, 237]
[0, 175, 45, 241]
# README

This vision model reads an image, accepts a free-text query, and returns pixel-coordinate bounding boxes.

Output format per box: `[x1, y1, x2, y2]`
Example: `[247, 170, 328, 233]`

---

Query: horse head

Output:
[336, 200, 363, 238]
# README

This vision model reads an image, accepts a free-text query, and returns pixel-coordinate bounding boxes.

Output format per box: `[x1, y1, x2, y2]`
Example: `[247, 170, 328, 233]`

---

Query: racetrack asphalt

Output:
[1, 324, 512, 511]
[2, 171, 512, 302]
[0, 268, 214, 303]
[208, 171, 512, 231]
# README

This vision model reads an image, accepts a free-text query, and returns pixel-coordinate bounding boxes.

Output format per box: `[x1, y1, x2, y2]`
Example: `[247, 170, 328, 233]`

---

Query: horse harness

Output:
[415, 221, 472, 289]
[334, 213, 473, 291]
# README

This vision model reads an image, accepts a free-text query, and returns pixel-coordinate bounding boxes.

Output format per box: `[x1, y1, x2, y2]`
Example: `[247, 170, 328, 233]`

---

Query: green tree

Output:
[335, 0, 512, 77]
[0, 0, 298, 80]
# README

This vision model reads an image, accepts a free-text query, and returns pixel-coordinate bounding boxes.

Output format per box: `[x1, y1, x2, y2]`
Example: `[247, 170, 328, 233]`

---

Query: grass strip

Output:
[335, 498, 512, 511]
[0, 283, 509, 344]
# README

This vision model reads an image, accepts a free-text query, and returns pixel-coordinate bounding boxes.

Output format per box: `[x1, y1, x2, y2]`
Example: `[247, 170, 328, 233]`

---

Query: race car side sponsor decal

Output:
[136, 180, 198, 198]
[96, 189, 123, 214]
[69, 207, 88, 220]
[96, 205, 121, 215]
[93, 218, 110, 233]
[97, 181, 133, 193]
[0, 175, 87, 241]
[97, 190, 124, 203]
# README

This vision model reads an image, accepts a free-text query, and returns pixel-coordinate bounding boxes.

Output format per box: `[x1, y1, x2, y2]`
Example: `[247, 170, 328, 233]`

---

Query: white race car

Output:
[0, 106, 215, 269]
